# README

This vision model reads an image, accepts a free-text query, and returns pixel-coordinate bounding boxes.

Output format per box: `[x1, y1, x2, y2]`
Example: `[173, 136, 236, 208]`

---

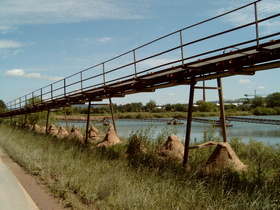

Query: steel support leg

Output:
[109, 97, 117, 134]
[217, 78, 227, 142]
[45, 108, 50, 135]
[203, 81, 206, 101]
[183, 78, 196, 167]
[24, 113, 27, 127]
[64, 107, 69, 131]
[85, 99, 91, 144]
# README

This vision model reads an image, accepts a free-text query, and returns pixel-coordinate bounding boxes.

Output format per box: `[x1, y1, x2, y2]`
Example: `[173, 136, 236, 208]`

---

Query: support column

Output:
[203, 81, 206, 101]
[109, 97, 117, 134]
[85, 99, 91, 144]
[63, 107, 69, 131]
[24, 113, 27, 128]
[217, 78, 227, 142]
[45, 107, 50, 135]
[183, 78, 196, 167]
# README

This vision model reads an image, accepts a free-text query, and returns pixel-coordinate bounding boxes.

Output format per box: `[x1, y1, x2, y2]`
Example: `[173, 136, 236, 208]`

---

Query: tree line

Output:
[1, 92, 280, 116]
[59, 92, 280, 115]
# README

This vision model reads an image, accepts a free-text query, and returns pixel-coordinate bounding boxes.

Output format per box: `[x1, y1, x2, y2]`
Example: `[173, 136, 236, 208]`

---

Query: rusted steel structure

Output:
[1, 1, 279, 165]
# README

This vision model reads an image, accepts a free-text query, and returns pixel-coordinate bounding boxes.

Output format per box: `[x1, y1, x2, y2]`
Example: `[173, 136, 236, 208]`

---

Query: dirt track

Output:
[0, 147, 66, 210]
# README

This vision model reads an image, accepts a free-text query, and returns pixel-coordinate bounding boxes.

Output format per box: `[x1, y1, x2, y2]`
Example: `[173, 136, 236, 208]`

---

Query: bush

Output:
[251, 107, 278, 115]
[151, 108, 166, 113]
[196, 100, 219, 112]
[266, 92, 280, 108]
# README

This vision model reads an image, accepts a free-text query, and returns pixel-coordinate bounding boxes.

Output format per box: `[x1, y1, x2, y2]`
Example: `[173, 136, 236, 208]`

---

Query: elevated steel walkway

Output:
[1, 39, 279, 117]
[1, 1, 279, 118]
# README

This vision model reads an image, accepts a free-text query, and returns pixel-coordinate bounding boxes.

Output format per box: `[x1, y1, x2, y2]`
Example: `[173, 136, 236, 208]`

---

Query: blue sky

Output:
[1, 0, 280, 106]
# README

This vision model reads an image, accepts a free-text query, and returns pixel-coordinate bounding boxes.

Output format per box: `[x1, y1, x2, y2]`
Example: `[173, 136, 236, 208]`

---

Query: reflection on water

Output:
[60, 115, 280, 145]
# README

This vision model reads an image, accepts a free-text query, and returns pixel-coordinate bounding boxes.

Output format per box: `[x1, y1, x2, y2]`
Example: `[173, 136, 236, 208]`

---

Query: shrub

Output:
[252, 107, 277, 115]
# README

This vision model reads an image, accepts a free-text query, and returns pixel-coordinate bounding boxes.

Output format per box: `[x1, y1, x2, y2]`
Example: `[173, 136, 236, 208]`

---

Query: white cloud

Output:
[238, 79, 251, 84]
[139, 58, 177, 68]
[4, 69, 63, 81]
[0, 26, 17, 34]
[5, 69, 25, 77]
[78, 37, 113, 47]
[178, 99, 186, 103]
[168, 93, 175, 96]
[215, 0, 280, 34]
[0, 49, 23, 58]
[258, 86, 265, 89]
[0, 0, 145, 33]
[0, 40, 23, 49]
[0, 40, 25, 58]
[98, 37, 112, 43]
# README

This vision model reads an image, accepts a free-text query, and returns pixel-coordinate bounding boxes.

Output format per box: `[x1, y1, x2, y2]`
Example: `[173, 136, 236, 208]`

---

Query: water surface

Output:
[61, 115, 280, 145]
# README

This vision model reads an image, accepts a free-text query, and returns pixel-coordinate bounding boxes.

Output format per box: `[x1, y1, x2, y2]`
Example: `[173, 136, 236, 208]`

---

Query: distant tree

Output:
[163, 103, 188, 112]
[65, 107, 74, 115]
[251, 96, 265, 108]
[0, 99, 6, 112]
[72, 106, 82, 114]
[243, 99, 251, 105]
[236, 105, 251, 111]
[164, 103, 172, 111]
[266, 92, 280, 108]
[116, 102, 143, 112]
[0, 100, 6, 108]
[98, 105, 110, 114]
[27, 96, 41, 106]
[173, 103, 188, 112]
[196, 100, 219, 112]
[130, 102, 143, 112]
[145, 100, 157, 112]
[28, 113, 41, 125]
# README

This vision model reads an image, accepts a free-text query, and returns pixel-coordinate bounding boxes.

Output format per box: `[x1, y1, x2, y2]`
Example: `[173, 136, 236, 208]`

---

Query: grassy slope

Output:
[0, 124, 279, 209]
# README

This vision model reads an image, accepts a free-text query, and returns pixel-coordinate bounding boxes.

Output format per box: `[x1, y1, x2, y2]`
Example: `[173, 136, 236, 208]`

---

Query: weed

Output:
[0, 123, 279, 209]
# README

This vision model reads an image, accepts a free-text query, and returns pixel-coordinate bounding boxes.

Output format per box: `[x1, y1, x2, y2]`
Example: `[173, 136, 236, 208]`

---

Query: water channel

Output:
[62, 115, 280, 145]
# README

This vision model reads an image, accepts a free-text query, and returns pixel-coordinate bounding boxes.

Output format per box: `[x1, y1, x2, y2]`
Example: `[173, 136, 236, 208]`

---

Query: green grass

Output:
[0, 123, 279, 209]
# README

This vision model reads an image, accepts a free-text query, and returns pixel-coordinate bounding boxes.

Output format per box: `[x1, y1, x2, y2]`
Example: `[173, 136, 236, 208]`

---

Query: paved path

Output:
[0, 159, 39, 210]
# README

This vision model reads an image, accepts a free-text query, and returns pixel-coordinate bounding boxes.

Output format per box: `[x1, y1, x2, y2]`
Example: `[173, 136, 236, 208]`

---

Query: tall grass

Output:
[0, 123, 279, 209]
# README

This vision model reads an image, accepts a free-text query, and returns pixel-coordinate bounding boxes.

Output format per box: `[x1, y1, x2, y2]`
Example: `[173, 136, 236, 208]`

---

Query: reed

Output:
[0, 124, 279, 209]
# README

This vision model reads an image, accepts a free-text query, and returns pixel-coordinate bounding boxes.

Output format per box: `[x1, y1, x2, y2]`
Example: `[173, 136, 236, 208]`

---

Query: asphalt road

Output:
[0, 159, 39, 210]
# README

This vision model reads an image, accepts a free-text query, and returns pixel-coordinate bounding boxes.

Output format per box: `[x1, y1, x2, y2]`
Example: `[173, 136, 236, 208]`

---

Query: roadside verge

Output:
[0, 147, 65, 210]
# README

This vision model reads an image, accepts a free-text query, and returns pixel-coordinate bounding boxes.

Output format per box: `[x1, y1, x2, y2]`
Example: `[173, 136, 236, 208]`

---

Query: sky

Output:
[1, 0, 280, 106]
